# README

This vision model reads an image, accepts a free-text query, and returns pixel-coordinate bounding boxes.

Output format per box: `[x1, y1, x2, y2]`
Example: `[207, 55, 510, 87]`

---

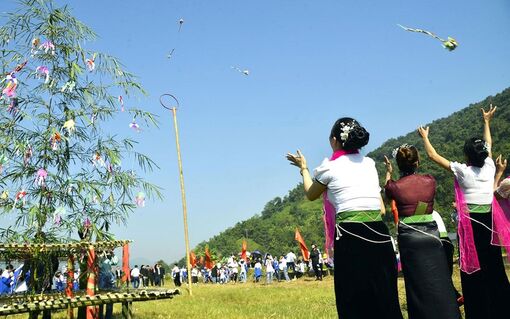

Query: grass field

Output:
[8, 266, 510, 318]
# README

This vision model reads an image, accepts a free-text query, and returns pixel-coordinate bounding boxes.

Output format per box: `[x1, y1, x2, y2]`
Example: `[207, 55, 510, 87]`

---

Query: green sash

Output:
[337, 210, 382, 223]
[467, 204, 491, 213]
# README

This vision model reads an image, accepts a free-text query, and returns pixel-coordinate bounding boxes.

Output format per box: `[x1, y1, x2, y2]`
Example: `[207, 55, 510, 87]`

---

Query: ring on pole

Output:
[160, 92, 193, 296]
[160, 94, 180, 110]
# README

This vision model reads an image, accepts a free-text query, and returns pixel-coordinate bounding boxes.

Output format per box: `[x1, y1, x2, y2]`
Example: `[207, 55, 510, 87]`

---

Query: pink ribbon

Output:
[455, 179, 510, 273]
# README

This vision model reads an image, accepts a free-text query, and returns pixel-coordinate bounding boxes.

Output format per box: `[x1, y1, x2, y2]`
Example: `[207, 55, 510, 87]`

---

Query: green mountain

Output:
[176, 88, 510, 265]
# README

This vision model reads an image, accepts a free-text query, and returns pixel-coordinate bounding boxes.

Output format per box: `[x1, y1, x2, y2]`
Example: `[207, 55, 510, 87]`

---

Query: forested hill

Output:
[369, 87, 510, 222]
[176, 88, 510, 265]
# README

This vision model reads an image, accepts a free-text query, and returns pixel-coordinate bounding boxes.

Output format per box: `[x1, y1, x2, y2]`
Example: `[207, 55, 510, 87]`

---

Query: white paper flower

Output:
[392, 143, 411, 158]
[339, 124, 353, 142]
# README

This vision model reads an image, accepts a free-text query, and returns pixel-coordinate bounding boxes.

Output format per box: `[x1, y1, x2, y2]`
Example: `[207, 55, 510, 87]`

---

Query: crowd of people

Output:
[128, 263, 166, 288]
[168, 250, 334, 286]
[286, 107, 510, 319]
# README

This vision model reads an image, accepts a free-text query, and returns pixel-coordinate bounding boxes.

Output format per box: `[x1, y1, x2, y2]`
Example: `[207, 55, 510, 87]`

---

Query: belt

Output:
[467, 204, 491, 213]
[400, 214, 434, 224]
[337, 210, 382, 223]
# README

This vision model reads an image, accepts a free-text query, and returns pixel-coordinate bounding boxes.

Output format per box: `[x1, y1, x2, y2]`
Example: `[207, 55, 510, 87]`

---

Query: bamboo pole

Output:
[160, 94, 193, 296]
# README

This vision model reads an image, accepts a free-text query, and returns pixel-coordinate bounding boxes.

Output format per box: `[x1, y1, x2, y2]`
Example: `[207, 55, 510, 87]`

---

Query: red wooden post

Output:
[66, 254, 75, 319]
[122, 243, 130, 289]
[86, 245, 98, 319]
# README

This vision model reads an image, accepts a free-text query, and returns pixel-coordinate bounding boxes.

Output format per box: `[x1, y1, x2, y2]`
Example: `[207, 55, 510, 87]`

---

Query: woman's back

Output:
[314, 153, 381, 213]
[385, 174, 436, 216]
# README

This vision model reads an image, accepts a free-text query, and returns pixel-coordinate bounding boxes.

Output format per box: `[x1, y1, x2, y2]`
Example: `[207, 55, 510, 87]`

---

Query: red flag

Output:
[190, 251, 197, 267]
[241, 239, 247, 262]
[199, 256, 204, 266]
[391, 200, 399, 225]
[205, 246, 213, 269]
[295, 228, 310, 261]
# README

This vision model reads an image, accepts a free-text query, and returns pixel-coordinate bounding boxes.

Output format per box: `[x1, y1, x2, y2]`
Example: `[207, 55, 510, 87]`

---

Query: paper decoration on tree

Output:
[39, 40, 55, 55]
[118, 95, 124, 112]
[13, 189, 27, 208]
[35, 66, 50, 83]
[35, 168, 48, 187]
[7, 97, 19, 115]
[397, 24, 458, 51]
[92, 152, 105, 167]
[135, 192, 145, 207]
[23, 145, 32, 166]
[0, 154, 8, 174]
[13, 60, 28, 73]
[85, 53, 96, 72]
[51, 132, 61, 150]
[129, 119, 141, 132]
[31, 38, 40, 55]
[61, 81, 75, 93]
[63, 119, 76, 134]
[2, 73, 18, 98]
[231, 66, 249, 76]
[53, 206, 65, 226]
[0, 190, 8, 201]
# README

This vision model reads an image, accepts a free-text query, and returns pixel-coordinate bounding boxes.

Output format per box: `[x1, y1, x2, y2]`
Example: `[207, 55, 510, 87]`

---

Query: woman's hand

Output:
[496, 154, 507, 174]
[286, 149, 326, 200]
[383, 155, 393, 174]
[495, 154, 507, 189]
[418, 126, 429, 139]
[286, 150, 307, 171]
[482, 104, 497, 123]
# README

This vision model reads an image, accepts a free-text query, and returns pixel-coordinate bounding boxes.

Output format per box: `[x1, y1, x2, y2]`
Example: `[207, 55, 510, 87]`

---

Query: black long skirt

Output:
[335, 221, 403, 319]
[398, 222, 460, 319]
[460, 212, 510, 319]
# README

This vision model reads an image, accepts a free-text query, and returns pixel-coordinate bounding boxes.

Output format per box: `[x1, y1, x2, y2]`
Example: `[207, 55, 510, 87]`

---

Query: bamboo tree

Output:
[0, 0, 162, 243]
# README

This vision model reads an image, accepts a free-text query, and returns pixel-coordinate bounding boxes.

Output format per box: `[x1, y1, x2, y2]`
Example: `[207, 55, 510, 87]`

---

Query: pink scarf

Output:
[454, 179, 510, 274]
[323, 149, 359, 251]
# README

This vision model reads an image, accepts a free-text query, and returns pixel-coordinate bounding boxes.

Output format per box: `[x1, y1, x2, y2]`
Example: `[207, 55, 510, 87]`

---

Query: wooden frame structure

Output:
[0, 240, 179, 318]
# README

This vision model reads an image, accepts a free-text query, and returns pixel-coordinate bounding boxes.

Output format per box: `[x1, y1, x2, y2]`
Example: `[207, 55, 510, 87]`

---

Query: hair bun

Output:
[343, 126, 369, 151]
[464, 137, 489, 167]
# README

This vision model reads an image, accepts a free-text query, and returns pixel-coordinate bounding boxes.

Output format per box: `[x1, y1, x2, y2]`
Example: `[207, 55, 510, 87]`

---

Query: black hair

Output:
[396, 145, 420, 176]
[463, 137, 489, 168]
[330, 117, 370, 151]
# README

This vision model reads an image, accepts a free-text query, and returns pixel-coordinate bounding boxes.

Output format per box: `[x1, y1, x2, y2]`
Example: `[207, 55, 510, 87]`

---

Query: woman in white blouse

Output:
[287, 117, 403, 319]
[418, 105, 510, 319]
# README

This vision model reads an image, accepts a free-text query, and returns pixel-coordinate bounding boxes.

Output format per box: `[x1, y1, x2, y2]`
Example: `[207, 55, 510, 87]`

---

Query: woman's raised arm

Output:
[482, 104, 496, 158]
[418, 126, 452, 171]
[286, 150, 326, 200]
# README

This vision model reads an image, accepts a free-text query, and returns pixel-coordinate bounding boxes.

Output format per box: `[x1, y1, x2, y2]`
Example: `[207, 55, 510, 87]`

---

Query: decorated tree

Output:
[0, 0, 161, 244]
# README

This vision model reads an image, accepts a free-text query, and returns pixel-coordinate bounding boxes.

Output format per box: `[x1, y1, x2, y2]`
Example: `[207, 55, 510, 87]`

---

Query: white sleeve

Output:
[313, 158, 332, 186]
[432, 211, 447, 234]
[450, 161, 467, 180]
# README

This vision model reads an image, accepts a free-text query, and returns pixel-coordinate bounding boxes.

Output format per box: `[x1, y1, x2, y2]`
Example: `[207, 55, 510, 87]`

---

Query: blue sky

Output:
[2, 0, 510, 264]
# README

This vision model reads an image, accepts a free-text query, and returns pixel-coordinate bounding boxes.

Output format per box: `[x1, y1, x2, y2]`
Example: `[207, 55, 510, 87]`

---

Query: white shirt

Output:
[450, 157, 495, 204]
[254, 262, 262, 270]
[314, 153, 381, 213]
[130, 268, 140, 277]
[265, 259, 274, 272]
[286, 252, 296, 263]
[278, 258, 286, 270]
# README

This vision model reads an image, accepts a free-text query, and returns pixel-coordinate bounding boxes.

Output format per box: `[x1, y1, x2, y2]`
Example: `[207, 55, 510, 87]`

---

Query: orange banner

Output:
[295, 228, 310, 261]
[205, 246, 213, 269]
